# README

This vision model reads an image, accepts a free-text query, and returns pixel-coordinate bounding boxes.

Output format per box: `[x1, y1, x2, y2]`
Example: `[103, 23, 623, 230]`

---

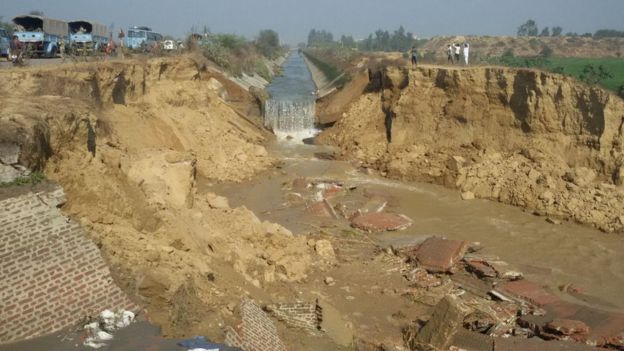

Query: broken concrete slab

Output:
[402, 237, 468, 273]
[499, 280, 560, 307]
[305, 201, 336, 218]
[0, 164, 21, 183]
[465, 259, 498, 278]
[350, 212, 412, 232]
[321, 185, 343, 199]
[0, 143, 20, 165]
[450, 329, 494, 351]
[407, 295, 471, 351]
[545, 319, 590, 337]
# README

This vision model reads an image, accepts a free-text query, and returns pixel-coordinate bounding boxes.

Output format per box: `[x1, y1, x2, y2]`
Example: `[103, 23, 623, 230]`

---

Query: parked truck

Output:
[68, 20, 108, 55]
[12, 15, 67, 58]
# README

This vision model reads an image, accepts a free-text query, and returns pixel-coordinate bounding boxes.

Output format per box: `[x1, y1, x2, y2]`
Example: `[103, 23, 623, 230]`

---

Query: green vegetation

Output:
[488, 55, 624, 94]
[517, 20, 539, 36]
[306, 26, 423, 53]
[194, 29, 287, 80]
[255, 29, 281, 59]
[0, 171, 45, 187]
[302, 50, 350, 88]
[516, 19, 624, 38]
[0, 16, 13, 35]
[594, 29, 624, 38]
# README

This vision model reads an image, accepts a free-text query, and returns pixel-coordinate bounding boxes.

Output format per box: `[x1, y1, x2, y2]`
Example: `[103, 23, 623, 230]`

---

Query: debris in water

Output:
[401, 237, 468, 273]
[350, 212, 412, 232]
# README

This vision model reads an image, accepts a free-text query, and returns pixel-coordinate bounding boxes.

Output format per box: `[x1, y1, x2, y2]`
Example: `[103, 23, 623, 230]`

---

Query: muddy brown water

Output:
[207, 141, 624, 312]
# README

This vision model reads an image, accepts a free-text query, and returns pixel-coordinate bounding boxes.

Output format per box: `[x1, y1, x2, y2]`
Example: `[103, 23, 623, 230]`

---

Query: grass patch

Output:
[0, 170, 45, 187]
[488, 56, 624, 93]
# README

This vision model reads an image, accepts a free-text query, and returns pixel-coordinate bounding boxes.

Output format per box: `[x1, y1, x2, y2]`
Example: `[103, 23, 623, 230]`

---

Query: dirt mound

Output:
[0, 56, 321, 338]
[421, 35, 624, 60]
[317, 64, 624, 232]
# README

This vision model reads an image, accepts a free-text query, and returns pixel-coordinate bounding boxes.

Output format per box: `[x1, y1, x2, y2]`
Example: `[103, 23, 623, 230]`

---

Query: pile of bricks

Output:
[0, 185, 135, 344]
[266, 301, 322, 332]
[225, 299, 287, 351]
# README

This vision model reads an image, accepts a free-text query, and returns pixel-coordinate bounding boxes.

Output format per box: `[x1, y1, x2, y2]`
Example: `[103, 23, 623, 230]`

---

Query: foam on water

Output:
[264, 52, 319, 143]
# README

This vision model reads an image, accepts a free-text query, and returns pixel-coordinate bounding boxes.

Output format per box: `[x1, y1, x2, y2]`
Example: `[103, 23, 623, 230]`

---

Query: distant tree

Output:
[581, 32, 593, 38]
[28, 10, 44, 16]
[551, 26, 563, 36]
[539, 27, 551, 37]
[517, 20, 539, 36]
[594, 29, 624, 38]
[565, 32, 578, 37]
[356, 26, 413, 52]
[255, 29, 281, 58]
[0, 16, 13, 35]
[307, 29, 334, 47]
[579, 64, 613, 85]
[340, 35, 356, 49]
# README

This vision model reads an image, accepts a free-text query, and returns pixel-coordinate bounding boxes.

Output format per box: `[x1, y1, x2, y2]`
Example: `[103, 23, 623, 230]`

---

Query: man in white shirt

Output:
[463, 43, 470, 65]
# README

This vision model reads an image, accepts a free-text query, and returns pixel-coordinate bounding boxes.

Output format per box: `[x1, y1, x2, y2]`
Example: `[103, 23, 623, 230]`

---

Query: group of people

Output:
[448, 43, 470, 65]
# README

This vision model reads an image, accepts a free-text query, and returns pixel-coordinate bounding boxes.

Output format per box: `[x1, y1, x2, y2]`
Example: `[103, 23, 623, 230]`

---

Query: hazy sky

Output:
[2, 0, 623, 44]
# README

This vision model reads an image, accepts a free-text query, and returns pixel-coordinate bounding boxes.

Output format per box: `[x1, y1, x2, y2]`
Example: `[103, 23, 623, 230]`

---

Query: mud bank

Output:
[0, 56, 322, 339]
[317, 64, 624, 232]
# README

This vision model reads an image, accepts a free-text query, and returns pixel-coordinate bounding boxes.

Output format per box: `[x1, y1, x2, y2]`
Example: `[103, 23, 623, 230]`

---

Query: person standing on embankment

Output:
[463, 43, 470, 65]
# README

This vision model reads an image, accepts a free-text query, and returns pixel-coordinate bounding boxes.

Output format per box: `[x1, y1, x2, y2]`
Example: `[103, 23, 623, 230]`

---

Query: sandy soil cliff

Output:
[317, 64, 624, 232]
[0, 56, 319, 337]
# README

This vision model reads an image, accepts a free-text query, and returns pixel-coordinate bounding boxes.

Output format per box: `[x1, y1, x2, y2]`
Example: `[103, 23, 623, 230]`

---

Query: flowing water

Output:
[212, 53, 624, 313]
[264, 52, 317, 140]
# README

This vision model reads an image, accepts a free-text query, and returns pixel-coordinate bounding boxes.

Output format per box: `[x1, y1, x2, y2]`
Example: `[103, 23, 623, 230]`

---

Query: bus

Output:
[12, 15, 67, 57]
[68, 20, 108, 54]
[125, 26, 163, 50]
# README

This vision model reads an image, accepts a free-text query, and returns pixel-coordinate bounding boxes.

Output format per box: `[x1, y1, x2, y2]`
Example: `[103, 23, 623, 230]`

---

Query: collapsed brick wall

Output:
[225, 299, 287, 351]
[0, 185, 135, 344]
[266, 302, 322, 332]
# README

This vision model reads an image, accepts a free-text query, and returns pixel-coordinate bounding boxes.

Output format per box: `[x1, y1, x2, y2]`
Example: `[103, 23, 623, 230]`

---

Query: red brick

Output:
[545, 319, 590, 336]
[500, 280, 560, 307]
[350, 212, 412, 232]
[402, 237, 468, 273]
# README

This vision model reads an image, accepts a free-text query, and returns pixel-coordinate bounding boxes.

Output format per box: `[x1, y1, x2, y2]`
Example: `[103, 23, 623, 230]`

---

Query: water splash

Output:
[264, 97, 316, 133]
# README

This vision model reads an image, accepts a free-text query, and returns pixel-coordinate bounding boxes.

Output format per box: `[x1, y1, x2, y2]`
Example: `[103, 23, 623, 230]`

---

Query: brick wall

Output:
[266, 302, 322, 332]
[225, 299, 287, 351]
[0, 185, 135, 344]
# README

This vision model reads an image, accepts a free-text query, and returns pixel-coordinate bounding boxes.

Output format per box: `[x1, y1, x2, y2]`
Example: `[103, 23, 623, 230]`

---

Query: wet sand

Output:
[208, 141, 624, 312]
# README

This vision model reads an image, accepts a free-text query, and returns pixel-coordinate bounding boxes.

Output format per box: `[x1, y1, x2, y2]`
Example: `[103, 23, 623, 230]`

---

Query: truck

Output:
[12, 15, 67, 58]
[125, 26, 163, 50]
[68, 20, 108, 55]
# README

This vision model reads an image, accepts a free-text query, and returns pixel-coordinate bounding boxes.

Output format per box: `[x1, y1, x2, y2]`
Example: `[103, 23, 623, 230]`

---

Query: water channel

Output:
[263, 52, 317, 140]
[220, 51, 624, 312]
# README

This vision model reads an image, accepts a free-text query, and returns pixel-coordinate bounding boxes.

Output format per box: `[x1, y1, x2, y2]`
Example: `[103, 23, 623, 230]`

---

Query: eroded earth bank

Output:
[318, 62, 624, 233]
[1, 54, 624, 351]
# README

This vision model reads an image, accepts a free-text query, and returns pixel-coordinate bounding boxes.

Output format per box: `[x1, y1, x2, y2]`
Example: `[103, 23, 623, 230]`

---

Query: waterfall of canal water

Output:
[264, 97, 315, 133]
[264, 52, 318, 140]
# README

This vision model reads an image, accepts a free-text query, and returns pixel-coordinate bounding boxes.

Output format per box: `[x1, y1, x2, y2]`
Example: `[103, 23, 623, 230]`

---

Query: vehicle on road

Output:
[68, 20, 108, 55]
[12, 15, 67, 58]
[162, 39, 176, 51]
[0, 28, 10, 58]
[125, 26, 163, 50]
